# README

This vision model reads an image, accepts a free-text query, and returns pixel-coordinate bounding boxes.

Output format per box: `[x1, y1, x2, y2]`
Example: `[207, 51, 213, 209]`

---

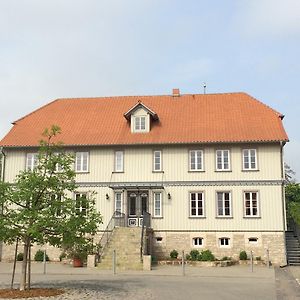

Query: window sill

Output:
[243, 216, 261, 219]
[75, 171, 89, 174]
[242, 169, 259, 172]
[152, 171, 164, 173]
[152, 216, 163, 219]
[112, 171, 124, 174]
[188, 170, 205, 173]
[215, 170, 232, 172]
[189, 216, 206, 219]
[215, 216, 233, 219]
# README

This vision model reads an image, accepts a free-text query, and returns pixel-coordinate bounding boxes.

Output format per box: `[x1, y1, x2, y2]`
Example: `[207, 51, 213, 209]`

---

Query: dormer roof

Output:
[124, 101, 159, 121]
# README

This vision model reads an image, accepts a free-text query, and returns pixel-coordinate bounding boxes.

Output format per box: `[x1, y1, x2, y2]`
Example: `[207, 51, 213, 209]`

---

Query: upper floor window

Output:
[75, 193, 88, 216]
[189, 150, 203, 171]
[26, 153, 38, 171]
[75, 152, 89, 172]
[244, 191, 259, 217]
[216, 191, 231, 217]
[243, 149, 257, 170]
[134, 116, 146, 132]
[189, 192, 205, 217]
[153, 150, 162, 172]
[216, 150, 230, 171]
[115, 192, 123, 214]
[153, 192, 162, 217]
[115, 151, 124, 172]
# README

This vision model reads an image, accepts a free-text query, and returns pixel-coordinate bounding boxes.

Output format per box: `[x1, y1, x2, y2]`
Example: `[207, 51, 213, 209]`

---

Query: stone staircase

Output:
[285, 231, 300, 266]
[98, 227, 143, 270]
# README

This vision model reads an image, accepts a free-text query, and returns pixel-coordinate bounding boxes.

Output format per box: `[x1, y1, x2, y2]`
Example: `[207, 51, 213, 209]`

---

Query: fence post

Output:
[250, 250, 253, 272]
[266, 249, 270, 268]
[182, 250, 185, 276]
[43, 250, 47, 275]
[113, 249, 116, 275]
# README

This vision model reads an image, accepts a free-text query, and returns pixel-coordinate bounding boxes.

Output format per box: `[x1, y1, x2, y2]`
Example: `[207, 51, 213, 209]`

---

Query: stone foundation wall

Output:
[152, 231, 286, 265]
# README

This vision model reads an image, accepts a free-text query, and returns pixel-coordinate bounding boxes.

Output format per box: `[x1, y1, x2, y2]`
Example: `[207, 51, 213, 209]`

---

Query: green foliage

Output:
[199, 249, 215, 261]
[170, 249, 178, 259]
[17, 253, 24, 261]
[221, 256, 231, 261]
[0, 125, 102, 268]
[286, 184, 300, 203]
[239, 251, 248, 260]
[288, 201, 300, 225]
[34, 250, 49, 262]
[59, 252, 67, 261]
[189, 249, 200, 261]
[185, 254, 191, 261]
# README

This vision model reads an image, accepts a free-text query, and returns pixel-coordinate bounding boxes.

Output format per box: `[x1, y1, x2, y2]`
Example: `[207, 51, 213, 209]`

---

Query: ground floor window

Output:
[189, 192, 205, 217]
[153, 192, 162, 217]
[114, 192, 123, 214]
[192, 237, 203, 247]
[219, 237, 230, 247]
[75, 193, 88, 216]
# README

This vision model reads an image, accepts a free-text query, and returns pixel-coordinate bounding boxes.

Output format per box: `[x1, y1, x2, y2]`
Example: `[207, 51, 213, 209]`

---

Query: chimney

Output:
[172, 88, 180, 97]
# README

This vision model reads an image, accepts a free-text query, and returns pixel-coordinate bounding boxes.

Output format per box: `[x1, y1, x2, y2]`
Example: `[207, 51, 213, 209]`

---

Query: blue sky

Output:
[0, 0, 299, 179]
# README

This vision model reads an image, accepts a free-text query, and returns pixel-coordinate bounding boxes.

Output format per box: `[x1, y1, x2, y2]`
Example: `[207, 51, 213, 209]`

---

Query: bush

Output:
[199, 250, 215, 261]
[17, 252, 24, 261]
[239, 250, 248, 260]
[221, 256, 230, 261]
[34, 249, 49, 262]
[170, 249, 178, 259]
[189, 249, 200, 261]
[59, 252, 66, 261]
[185, 254, 191, 261]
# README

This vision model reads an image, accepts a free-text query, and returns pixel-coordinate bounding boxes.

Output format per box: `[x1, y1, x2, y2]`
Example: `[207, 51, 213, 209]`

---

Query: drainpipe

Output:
[280, 141, 288, 266]
[0, 147, 5, 182]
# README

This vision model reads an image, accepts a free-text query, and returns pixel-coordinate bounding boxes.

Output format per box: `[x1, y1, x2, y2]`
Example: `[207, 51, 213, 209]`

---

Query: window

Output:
[115, 151, 124, 172]
[189, 150, 203, 171]
[75, 152, 89, 172]
[193, 237, 203, 247]
[51, 194, 62, 216]
[134, 116, 146, 131]
[216, 192, 231, 217]
[153, 150, 162, 171]
[190, 192, 205, 217]
[243, 149, 257, 170]
[26, 153, 38, 171]
[248, 237, 258, 244]
[114, 192, 123, 214]
[156, 237, 163, 243]
[219, 237, 230, 247]
[75, 193, 88, 216]
[216, 150, 230, 171]
[154, 192, 162, 217]
[244, 191, 259, 217]
[53, 153, 63, 172]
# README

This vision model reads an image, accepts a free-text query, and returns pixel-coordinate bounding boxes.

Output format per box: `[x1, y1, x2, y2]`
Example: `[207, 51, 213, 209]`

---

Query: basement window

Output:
[192, 237, 203, 247]
[248, 237, 258, 244]
[219, 237, 230, 248]
[156, 237, 163, 243]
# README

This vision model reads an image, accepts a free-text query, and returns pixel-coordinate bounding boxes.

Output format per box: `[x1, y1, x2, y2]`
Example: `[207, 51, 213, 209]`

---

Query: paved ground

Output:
[0, 262, 299, 299]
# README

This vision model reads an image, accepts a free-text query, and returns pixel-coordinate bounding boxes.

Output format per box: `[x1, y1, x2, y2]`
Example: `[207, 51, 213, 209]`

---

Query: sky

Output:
[0, 0, 299, 180]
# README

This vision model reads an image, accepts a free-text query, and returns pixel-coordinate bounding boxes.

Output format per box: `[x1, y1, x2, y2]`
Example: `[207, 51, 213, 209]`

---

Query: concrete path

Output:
[0, 262, 297, 299]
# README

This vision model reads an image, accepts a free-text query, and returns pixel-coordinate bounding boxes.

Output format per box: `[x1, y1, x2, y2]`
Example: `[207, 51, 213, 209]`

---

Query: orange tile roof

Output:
[0, 92, 288, 147]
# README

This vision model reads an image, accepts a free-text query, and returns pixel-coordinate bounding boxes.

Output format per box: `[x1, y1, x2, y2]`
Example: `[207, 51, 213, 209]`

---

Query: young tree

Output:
[0, 125, 102, 290]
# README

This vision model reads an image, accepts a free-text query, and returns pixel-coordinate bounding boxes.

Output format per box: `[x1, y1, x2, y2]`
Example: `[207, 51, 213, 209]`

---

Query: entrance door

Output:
[127, 191, 148, 227]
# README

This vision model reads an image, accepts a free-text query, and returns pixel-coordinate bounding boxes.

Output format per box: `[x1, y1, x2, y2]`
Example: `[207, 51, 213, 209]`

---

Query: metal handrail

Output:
[98, 211, 125, 260]
[140, 212, 151, 262]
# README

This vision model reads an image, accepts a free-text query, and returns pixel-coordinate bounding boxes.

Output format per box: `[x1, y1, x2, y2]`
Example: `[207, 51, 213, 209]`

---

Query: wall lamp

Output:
[167, 193, 171, 200]
[106, 193, 110, 200]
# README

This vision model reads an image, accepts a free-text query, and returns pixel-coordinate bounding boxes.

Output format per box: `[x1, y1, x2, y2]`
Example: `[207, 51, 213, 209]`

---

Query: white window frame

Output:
[192, 237, 203, 248]
[153, 150, 162, 172]
[248, 237, 258, 244]
[115, 151, 124, 172]
[114, 192, 123, 214]
[134, 116, 146, 132]
[189, 192, 205, 217]
[75, 193, 88, 216]
[242, 149, 257, 170]
[26, 153, 38, 171]
[219, 237, 230, 248]
[189, 150, 203, 171]
[244, 191, 259, 217]
[153, 192, 162, 217]
[216, 149, 231, 171]
[75, 152, 89, 172]
[216, 191, 232, 217]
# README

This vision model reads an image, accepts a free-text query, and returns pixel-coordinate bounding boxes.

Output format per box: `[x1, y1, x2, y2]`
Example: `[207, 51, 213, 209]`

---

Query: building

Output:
[0, 90, 289, 265]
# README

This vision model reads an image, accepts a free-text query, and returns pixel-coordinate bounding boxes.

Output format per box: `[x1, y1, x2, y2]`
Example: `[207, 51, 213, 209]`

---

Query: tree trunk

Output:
[27, 243, 31, 289]
[10, 238, 19, 289]
[19, 238, 29, 291]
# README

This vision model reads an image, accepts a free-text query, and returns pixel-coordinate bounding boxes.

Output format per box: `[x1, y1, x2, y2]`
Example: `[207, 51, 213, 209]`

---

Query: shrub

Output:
[185, 254, 191, 261]
[199, 250, 215, 261]
[59, 252, 66, 261]
[170, 249, 178, 259]
[34, 249, 49, 262]
[239, 250, 248, 260]
[189, 249, 200, 261]
[17, 252, 24, 261]
[221, 256, 229, 261]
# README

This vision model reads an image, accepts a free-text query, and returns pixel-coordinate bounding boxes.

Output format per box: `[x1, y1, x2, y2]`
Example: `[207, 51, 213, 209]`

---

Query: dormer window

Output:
[124, 101, 158, 134]
[134, 116, 146, 132]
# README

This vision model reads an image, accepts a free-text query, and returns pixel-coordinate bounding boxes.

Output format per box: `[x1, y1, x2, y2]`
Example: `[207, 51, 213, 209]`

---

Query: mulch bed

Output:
[0, 288, 65, 299]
